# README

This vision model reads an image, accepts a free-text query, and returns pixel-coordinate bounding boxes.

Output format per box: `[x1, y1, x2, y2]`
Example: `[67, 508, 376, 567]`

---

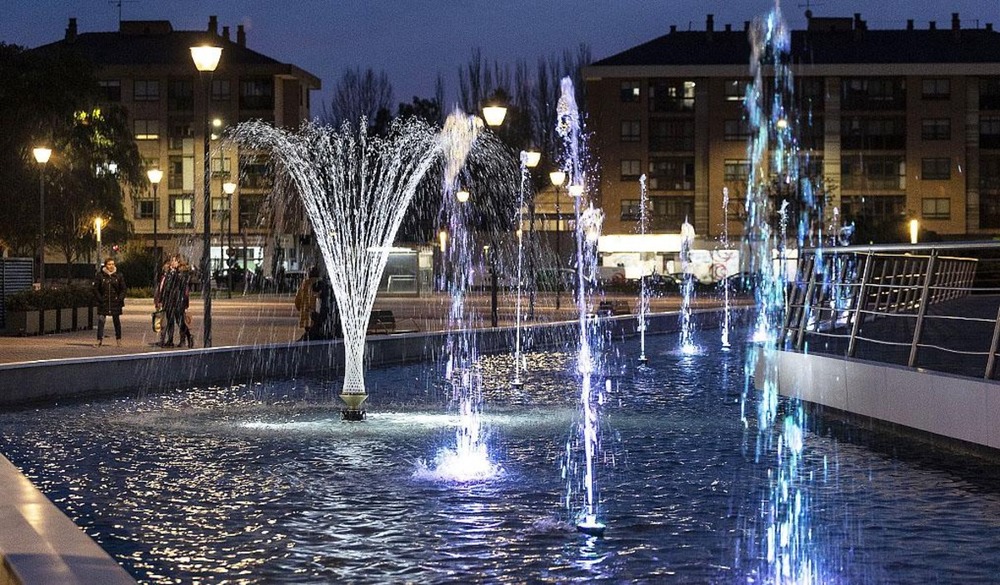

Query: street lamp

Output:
[94, 216, 104, 269]
[147, 168, 163, 287]
[909, 219, 920, 245]
[191, 44, 222, 348]
[223, 180, 237, 298]
[456, 189, 470, 203]
[549, 170, 566, 311]
[481, 103, 507, 127]
[33, 147, 51, 287]
[522, 146, 540, 320]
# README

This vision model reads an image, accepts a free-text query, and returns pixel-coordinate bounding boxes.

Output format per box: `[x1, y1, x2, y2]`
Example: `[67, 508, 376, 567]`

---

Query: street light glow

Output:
[482, 105, 507, 127]
[549, 171, 566, 187]
[147, 168, 163, 184]
[456, 189, 470, 203]
[33, 147, 52, 164]
[190, 46, 222, 72]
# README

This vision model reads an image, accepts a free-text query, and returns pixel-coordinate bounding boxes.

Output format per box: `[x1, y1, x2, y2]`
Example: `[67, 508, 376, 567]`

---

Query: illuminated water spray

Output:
[554, 77, 607, 537]
[678, 219, 698, 354]
[637, 174, 650, 364]
[720, 187, 732, 349]
[741, 3, 825, 582]
[511, 151, 532, 388]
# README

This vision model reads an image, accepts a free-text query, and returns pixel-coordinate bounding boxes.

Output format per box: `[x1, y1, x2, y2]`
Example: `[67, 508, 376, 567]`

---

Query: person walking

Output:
[155, 255, 193, 348]
[93, 257, 126, 347]
[294, 266, 320, 341]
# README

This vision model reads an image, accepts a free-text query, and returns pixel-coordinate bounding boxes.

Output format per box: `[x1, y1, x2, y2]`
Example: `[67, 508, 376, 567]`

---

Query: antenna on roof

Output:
[109, 0, 137, 26]
[797, 0, 824, 19]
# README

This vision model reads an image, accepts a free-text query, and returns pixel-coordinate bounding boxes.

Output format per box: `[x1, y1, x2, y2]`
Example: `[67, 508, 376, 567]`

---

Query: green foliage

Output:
[126, 287, 153, 298]
[6, 284, 95, 311]
[115, 245, 157, 290]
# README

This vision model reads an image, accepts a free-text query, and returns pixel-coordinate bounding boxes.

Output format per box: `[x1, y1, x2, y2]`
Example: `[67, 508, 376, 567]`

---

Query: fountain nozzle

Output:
[576, 517, 606, 537]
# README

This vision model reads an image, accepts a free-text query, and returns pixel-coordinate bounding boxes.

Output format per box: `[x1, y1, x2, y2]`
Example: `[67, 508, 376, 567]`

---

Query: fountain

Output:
[510, 150, 532, 388]
[720, 187, 732, 349]
[229, 113, 482, 419]
[678, 219, 698, 354]
[637, 174, 650, 364]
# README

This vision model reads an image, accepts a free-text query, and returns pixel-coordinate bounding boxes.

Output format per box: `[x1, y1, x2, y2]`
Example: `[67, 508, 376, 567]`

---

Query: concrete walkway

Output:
[0, 291, 735, 365]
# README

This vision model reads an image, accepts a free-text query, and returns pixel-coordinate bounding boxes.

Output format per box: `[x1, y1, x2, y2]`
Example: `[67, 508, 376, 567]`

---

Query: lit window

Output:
[134, 119, 159, 140]
[921, 197, 950, 219]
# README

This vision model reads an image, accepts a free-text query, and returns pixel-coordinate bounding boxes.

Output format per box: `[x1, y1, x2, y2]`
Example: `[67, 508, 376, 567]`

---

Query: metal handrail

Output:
[782, 241, 1000, 380]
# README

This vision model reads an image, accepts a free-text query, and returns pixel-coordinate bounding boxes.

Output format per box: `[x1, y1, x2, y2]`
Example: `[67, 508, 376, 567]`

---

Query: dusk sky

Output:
[3, 0, 995, 114]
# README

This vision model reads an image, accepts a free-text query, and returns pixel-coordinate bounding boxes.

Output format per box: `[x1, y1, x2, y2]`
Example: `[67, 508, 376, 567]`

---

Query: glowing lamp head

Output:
[909, 219, 919, 245]
[520, 149, 541, 168]
[33, 147, 52, 164]
[190, 45, 222, 72]
[481, 105, 507, 127]
[568, 184, 584, 197]
[438, 229, 448, 251]
[147, 168, 163, 185]
[549, 171, 566, 187]
[223, 181, 237, 195]
[456, 189, 470, 203]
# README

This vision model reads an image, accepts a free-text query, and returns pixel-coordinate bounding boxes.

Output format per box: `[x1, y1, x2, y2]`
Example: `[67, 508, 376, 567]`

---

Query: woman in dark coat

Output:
[93, 257, 126, 346]
[154, 255, 193, 348]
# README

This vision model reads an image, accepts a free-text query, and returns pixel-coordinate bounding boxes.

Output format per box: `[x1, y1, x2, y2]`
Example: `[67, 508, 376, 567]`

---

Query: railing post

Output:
[907, 251, 937, 368]
[847, 251, 875, 358]
[793, 253, 819, 350]
[986, 305, 1000, 379]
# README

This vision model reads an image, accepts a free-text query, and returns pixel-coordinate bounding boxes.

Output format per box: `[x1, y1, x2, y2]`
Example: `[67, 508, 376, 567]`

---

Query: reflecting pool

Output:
[3, 329, 1000, 583]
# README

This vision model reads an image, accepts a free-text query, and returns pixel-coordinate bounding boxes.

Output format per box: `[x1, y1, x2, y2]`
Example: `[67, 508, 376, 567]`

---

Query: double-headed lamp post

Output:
[33, 147, 51, 287]
[191, 44, 222, 348]
[147, 168, 163, 288]
[549, 170, 566, 311]
[223, 181, 236, 298]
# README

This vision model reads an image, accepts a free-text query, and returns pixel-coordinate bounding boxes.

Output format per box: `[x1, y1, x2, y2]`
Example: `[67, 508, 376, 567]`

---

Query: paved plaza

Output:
[0, 291, 732, 365]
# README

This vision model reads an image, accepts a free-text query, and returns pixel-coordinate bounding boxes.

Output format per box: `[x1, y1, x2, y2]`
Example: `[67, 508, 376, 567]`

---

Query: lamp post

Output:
[522, 147, 540, 320]
[191, 44, 222, 348]
[32, 147, 51, 287]
[147, 168, 163, 288]
[223, 181, 236, 298]
[481, 103, 507, 127]
[549, 170, 566, 311]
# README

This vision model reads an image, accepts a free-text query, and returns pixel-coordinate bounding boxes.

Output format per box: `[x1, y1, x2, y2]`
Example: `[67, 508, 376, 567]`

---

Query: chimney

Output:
[222, 25, 230, 41]
[907, 19, 914, 30]
[65, 17, 77, 42]
[669, 25, 676, 34]
[853, 13, 862, 29]
[725, 23, 732, 32]
[237, 24, 246, 46]
[929, 21, 936, 30]
[706, 14, 714, 32]
[988, 23, 995, 32]
[952, 13, 960, 30]
[208, 15, 218, 36]
[744, 21, 750, 32]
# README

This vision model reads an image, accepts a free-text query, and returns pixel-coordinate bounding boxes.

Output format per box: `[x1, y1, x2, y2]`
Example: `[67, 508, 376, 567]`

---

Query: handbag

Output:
[151, 310, 164, 333]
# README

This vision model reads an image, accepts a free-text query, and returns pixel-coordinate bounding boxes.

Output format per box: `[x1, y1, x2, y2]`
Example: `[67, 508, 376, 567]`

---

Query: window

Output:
[240, 78, 274, 110]
[724, 119, 751, 141]
[133, 79, 159, 101]
[620, 159, 641, 180]
[239, 193, 263, 228]
[167, 79, 193, 111]
[98, 80, 121, 102]
[169, 194, 194, 228]
[134, 199, 156, 220]
[620, 81, 640, 102]
[211, 154, 233, 177]
[840, 195, 905, 223]
[620, 120, 641, 142]
[649, 79, 695, 112]
[724, 79, 750, 101]
[921, 197, 951, 219]
[980, 155, 1000, 228]
[841, 77, 905, 110]
[212, 196, 231, 221]
[133, 119, 159, 140]
[650, 196, 694, 231]
[168, 155, 193, 190]
[168, 121, 192, 150]
[921, 158, 950, 180]
[797, 78, 825, 109]
[240, 155, 272, 189]
[980, 116, 1000, 148]
[649, 119, 694, 151]
[921, 118, 951, 140]
[841, 116, 906, 149]
[212, 79, 231, 101]
[648, 157, 694, 190]
[724, 159, 750, 182]
[620, 199, 642, 221]
[841, 155, 905, 190]
[921, 78, 950, 100]
[981, 77, 1000, 110]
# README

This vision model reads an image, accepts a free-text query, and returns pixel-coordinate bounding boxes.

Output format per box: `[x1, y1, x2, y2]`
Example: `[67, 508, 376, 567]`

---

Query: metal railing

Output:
[780, 241, 1000, 380]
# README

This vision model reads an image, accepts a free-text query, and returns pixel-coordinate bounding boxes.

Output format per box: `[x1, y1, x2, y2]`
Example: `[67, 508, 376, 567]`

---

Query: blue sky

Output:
[3, 0, 995, 114]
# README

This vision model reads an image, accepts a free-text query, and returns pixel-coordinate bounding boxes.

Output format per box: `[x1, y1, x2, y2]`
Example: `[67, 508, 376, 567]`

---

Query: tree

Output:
[0, 43, 143, 275]
[324, 67, 395, 134]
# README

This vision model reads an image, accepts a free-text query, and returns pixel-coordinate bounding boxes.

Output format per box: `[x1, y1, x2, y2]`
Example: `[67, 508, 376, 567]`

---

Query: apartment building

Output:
[34, 16, 320, 275]
[584, 12, 1000, 268]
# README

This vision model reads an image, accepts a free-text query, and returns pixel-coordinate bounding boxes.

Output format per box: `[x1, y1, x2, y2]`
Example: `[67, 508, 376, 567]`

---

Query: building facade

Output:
[35, 17, 320, 278]
[584, 12, 1000, 268]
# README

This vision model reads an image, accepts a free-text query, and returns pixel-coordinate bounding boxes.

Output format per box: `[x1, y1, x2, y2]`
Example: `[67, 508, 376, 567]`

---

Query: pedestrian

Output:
[93, 257, 126, 347]
[155, 255, 193, 348]
[294, 266, 320, 341]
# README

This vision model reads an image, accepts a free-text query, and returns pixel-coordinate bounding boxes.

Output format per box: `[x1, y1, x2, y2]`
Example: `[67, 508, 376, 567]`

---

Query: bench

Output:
[367, 310, 396, 334]
[597, 300, 631, 317]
